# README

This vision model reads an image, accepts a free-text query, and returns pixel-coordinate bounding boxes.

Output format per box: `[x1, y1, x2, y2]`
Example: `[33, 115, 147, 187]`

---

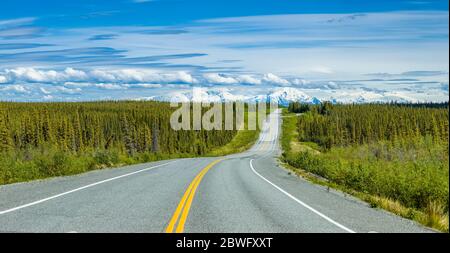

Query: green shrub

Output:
[285, 142, 449, 213]
[34, 151, 69, 177]
[93, 150, 120, 166]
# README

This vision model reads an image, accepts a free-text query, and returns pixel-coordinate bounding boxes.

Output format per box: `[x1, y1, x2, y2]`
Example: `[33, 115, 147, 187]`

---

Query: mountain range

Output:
[140, 87, 411, 105]
[144, 87, 320, 106]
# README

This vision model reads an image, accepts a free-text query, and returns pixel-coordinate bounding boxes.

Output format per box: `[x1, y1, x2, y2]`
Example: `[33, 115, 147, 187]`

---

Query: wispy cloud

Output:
[325, 14, 367, 23]
[400, 70, 448, 76]
[1, 11, 447, 74]
[79, 10, 121, 20]
[0, 84, 29, 93]
[132, 0, 154, 3]
[0, 46, 207, 68]
[88, 34, 118, 41]
[0, 27, 45, 40]
[441, 81, 449, 91]
[130, 28, 189, 35]
[0, 17, 43, 40]
[0, 17, 37, 27]
[367, 70, 448, 78]
[0, 43, 53, 50]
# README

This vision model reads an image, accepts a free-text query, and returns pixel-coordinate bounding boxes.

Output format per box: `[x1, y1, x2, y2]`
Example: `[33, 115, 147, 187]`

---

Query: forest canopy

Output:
[0, 101, 262, 185]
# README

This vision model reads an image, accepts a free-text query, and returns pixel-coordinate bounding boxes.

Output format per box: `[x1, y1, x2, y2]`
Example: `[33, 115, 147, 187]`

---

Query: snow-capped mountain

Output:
[139, 87, 417, 105]
[265, 87, 320, 106]
[328, 91, 412, 104]
[152, 88, 246, 103]
[143, 87, 321, 105]
[191, 88, 247, 102]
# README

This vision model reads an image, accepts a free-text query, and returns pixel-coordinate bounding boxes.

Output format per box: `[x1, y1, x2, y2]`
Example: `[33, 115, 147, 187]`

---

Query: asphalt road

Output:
[0, 110, 433, 233]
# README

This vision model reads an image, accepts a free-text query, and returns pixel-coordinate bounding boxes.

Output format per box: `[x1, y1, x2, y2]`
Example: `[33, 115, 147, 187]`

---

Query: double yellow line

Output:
[165, 159, 222, 233]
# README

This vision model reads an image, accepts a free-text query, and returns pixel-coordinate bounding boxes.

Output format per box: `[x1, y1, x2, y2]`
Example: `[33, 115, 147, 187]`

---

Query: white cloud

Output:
[326, 81, 340, 89]
[0, 17, 36, 27]
[0, 11, 447, 87]
[262, 73, 290, 86]
[203, 73, 264, 85]
[1, 67, 197, 85]
[132, 0, 153, 3]
[89, 69, 197, 84]
[40, 87, 51, 94]
[4, 67, 86, 83]
[166, 84, 190, 89]
[203, 73, 237, 84]
[291, 78, 309, 86]
[55, 86, 82, 94]
[94, 83, 125, 90]
[128, 83, 162, 88]
[89, 70, 118, 82]
[441, 81, 449, 91]
[6, 67, 55, 82]
[1, 66, 447, 103]
[64, 82, 93, 87]
[236, 75, 261, 85]
[165, 71, 197, 84]
[64, 68, 89, 80]
[64, 81, 125, 90]
[0, 84, 29, 93]
[310, 66, 334, 74]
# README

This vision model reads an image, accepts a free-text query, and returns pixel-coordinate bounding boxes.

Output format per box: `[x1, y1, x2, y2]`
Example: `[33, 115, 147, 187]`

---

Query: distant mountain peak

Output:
[266, 87, 313, 106]
[140, 87, 322, 105]
[137, 87, 416, 105]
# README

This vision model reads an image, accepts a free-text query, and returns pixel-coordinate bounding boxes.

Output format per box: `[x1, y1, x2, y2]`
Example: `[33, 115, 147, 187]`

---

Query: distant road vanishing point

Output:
[0, 109, 433, 233]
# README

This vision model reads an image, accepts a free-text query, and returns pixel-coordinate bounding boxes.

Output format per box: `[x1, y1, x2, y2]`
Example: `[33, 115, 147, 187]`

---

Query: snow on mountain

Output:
[329, 90, 412, 104]
[146, 88, 246, 103]
[193, 88, 247, 102]
[140, 87, 417, 105]
[143, 87, 319, 105]
[266, 87, 315, 106]
[148, 92, 190, 102]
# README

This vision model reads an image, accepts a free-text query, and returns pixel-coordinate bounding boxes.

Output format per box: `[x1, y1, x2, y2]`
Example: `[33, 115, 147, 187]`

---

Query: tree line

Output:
[0, 101, 240, 156]
[292, 102, 449, 149]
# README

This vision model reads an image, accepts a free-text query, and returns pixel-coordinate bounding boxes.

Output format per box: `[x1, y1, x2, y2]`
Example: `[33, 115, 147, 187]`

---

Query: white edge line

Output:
[0, 160, 177, 215]
[249, 159, 356, 233]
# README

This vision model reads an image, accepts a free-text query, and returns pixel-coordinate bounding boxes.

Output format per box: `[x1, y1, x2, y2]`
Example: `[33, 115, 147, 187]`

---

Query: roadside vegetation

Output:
[0, 101, 262, 185]
[207, 111, 260, 156]
[281, 102, 449, 232]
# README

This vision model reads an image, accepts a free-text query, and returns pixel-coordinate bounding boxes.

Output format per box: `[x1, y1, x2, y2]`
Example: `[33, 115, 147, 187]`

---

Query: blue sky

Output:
[0, 0, 448, 102]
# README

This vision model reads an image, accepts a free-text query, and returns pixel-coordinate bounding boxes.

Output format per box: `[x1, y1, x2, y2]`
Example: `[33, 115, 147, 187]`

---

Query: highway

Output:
[0, 110, 433, 233]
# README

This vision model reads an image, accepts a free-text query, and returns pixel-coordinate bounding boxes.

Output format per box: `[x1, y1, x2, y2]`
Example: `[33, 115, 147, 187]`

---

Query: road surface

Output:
[0, 109, 433, 232]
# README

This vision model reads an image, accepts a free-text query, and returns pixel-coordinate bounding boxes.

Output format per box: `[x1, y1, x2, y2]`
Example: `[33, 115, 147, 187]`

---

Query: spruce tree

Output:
[0, 112, 12, 152]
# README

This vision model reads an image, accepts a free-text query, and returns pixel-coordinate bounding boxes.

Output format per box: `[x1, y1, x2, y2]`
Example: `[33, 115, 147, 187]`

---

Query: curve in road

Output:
[0, 109, 433, 233]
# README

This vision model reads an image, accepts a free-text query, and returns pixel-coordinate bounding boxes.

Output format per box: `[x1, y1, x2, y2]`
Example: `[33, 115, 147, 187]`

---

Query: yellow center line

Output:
[164, 170, 202, 233]
[165, 159, 222, 233]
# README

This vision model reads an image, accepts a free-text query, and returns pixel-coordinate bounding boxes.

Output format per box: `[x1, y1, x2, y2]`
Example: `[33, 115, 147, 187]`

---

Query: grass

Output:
[280, 111, 298, 154]
[0, 147, 197, 185]
[280, 109, 449, 232]
[207, 128, 259, 156]
[207, 111, 260, 156]
[281, 160, 448, 232]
